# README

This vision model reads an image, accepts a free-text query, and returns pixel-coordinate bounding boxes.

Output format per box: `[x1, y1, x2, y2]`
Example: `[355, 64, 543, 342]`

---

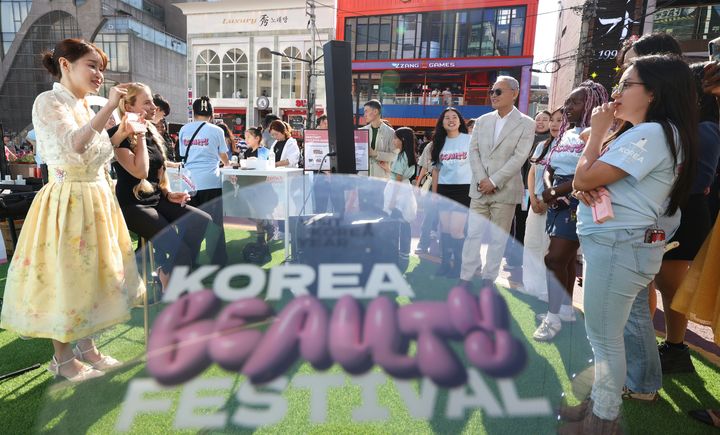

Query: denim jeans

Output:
[579, 227, 665, 420]
[624, 285, 662, 394]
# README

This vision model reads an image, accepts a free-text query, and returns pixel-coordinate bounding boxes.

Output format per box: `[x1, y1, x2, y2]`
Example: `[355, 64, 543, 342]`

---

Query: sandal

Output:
[47, 355, 104, 382]
[73, 345, 122, 371]
[689, 409, 720, 428]
[621, 385, 658, 402]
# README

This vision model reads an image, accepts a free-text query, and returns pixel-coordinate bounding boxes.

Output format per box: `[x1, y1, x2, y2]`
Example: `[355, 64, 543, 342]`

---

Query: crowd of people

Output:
[1, 33, 720, 434]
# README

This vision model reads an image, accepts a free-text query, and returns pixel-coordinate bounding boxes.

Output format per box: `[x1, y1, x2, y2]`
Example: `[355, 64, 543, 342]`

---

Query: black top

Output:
[245, 147, 260, 159]
[109, 125, 165, 206]
[521, 131, 551, 188]
[272, 140, 286, 163]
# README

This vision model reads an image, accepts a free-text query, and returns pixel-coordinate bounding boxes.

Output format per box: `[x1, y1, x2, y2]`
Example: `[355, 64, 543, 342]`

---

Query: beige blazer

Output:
[468, 107, 536, 204]
[361, 122, 396, 178]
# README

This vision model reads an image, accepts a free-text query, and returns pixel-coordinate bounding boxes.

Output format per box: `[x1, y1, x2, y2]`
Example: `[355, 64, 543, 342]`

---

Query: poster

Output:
[304, 130, 331, 171]
[303, 130, 370, 172]
[354, 129, 369, 172]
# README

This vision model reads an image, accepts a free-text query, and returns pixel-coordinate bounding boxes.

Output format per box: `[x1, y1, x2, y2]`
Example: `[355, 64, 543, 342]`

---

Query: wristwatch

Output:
[550, 188, 557, 197]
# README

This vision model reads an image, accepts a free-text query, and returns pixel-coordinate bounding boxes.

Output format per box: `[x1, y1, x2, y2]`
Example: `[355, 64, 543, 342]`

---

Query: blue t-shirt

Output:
[547, 127, 585, 177]
[435, 133, 472, 185]
[391, 151, 416, 181]
[178, 121, 229, 190]
[577, 122, 681, 235]
[531, 138, 555, 196]
[693, 121, 720, 194]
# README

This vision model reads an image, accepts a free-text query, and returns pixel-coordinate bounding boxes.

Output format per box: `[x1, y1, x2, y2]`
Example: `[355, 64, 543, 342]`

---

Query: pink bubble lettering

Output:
[147, 286, 527, 388]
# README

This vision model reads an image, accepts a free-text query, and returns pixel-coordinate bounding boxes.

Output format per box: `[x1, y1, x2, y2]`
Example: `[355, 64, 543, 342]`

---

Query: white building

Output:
[176, 0, 334, 137]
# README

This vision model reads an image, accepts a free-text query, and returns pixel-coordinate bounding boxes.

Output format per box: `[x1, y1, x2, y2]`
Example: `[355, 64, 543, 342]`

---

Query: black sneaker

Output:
[658, 341, 695, 374]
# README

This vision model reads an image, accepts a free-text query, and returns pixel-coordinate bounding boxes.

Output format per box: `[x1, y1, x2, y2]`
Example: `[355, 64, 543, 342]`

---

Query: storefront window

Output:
[345, 6, 525, 61]
[94, 32, 130, 72]
[281, 46, 303, 99]
[256, 47, 273, 98]
[0, 0, 32, 57]
[221, 48, 248, 99]
[481, 9, 497, 56]
[654, 7, 698, 40]
[196, 49, 220, 98]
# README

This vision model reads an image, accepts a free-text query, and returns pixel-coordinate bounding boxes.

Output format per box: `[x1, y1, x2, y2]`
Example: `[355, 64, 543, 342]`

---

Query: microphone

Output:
[326, 151, 337, 156]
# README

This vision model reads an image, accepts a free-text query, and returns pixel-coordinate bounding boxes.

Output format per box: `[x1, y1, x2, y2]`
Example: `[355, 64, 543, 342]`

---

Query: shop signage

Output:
[587, 0, 644, 92]
[355, 57, 533, 71]
[186, 7, 334, 34]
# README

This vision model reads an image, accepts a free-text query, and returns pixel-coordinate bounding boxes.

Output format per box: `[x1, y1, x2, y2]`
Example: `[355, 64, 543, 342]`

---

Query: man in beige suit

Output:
[360, 100, 395, 179]
[460, 76, 535, 288]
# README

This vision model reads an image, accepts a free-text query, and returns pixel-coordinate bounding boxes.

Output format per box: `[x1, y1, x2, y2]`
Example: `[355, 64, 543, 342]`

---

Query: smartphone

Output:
[644, 228, 666, 244]
[709, 36, 720, 62]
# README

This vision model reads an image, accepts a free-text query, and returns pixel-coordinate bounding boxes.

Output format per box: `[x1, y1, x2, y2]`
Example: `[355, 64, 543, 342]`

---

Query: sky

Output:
[532, 0, 561, 86]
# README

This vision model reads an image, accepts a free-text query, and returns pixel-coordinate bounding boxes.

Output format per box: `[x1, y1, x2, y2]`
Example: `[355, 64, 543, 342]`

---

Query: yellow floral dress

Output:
[0, 82, 144, 342]
[672, 215, 720, 346]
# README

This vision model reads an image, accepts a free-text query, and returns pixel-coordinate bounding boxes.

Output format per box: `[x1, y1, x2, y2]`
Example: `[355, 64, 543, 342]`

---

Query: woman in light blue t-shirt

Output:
[561, 55, 698, 432]
[385, 127, 417, 272]
[178, 97, 230, 265]
[523, 108, 562, 302]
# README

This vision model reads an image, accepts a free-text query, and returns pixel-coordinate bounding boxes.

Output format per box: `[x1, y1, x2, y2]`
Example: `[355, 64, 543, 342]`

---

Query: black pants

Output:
[505, 204, 527, 267]
[190, 188, 228, 265]
[120, 197, 211, 273]
[313, 175, 346, 214]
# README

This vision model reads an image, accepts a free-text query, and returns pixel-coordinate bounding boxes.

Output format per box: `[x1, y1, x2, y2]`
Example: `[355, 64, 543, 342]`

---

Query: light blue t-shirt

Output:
[435, 133, 472, 185]
[178, 121, 229, 190]
[547, 127, 585, 177]
[391, 151, 416, 182]
[577, 122, 681, 236]
[531, 138, 555, 196]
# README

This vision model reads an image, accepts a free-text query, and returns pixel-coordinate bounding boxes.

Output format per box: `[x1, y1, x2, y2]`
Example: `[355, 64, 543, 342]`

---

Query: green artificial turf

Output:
[1, 229, 719, 434]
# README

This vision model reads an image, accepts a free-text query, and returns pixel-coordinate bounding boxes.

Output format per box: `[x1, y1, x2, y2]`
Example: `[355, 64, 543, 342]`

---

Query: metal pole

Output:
[306, 0, 318, 130]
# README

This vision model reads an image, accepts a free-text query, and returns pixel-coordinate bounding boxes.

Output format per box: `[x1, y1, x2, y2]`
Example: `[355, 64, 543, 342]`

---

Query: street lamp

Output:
[269, 50, 324, 130]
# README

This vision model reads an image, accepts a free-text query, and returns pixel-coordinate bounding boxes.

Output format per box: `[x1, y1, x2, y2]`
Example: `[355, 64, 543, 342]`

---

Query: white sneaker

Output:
[536, 306, 576, 323]
[533, 318, 562, 341]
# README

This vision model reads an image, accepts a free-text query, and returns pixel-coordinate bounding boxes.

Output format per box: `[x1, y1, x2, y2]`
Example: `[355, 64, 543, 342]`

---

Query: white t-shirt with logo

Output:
[435, 133, 472, 185]
[178, 121, 229, 190]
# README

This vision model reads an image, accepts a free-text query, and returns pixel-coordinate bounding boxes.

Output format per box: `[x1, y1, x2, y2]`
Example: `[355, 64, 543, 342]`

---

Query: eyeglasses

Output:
[612, 80, 644, 95]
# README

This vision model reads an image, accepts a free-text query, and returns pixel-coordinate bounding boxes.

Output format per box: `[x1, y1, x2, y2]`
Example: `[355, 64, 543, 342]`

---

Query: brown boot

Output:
[558, 409, 623, 435]
[559, 398, 591, 422]
[582, 410, 622, 434]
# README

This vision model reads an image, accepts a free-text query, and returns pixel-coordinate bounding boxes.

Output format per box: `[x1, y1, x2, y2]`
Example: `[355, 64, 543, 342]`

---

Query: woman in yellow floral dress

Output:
[0, 39, 143, 382]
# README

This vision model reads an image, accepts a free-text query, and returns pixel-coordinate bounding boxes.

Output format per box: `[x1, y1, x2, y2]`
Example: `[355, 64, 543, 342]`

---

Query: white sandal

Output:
[73, 345, 122, 371]
[47, 355, 104, 382]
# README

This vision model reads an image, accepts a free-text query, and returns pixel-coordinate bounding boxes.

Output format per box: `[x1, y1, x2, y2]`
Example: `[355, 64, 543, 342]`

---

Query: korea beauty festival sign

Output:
[38, 176, 590, 434]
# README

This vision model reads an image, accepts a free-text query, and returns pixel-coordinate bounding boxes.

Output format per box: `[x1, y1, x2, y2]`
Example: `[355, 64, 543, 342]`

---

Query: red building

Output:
[337, 0, 538, 129]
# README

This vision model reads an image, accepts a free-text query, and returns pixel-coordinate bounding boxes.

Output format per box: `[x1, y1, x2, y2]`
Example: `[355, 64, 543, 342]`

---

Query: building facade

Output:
[177, 0, 334, 138]
[337, 0, 539, 129]
[549, 0, 720, 109]
[0, 0, 188, 134]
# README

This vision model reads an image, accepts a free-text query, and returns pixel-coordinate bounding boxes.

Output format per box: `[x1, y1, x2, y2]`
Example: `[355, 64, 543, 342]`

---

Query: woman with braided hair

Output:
[533, 80, 609, 342]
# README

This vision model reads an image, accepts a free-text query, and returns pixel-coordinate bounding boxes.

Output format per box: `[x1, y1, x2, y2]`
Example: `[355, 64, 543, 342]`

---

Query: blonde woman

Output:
[0, 39, 143, 382]
[109, 83, 211, 289]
